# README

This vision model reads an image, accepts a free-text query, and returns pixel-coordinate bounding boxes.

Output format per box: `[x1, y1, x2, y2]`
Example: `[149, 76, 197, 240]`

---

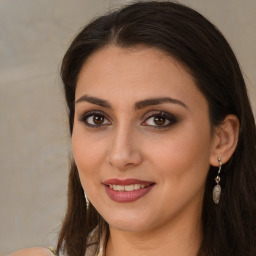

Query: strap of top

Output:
[48, 247, 59, 256]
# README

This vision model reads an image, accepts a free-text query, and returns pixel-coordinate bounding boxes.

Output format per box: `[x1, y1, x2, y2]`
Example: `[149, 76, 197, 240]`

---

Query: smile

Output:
[103, 178, 155, 202]
[108, 184, 147, 191]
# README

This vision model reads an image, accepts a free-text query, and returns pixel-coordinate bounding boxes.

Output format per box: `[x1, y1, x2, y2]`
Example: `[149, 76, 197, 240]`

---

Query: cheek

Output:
[147, 123, 212, 189]
[71, 127, 106, 189]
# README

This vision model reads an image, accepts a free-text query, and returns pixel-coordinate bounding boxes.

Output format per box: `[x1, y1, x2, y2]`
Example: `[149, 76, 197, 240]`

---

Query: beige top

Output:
[48, 227, 105, 256]
[48, 245, 103, 256]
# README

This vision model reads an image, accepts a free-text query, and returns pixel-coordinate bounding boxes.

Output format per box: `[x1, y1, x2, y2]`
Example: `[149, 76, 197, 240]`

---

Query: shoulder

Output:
[7, 247, 55, 256]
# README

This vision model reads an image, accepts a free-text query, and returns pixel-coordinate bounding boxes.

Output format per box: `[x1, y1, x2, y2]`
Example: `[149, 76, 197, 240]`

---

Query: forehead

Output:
[77, 45, 185, 83]
[75, 45, 206, 110]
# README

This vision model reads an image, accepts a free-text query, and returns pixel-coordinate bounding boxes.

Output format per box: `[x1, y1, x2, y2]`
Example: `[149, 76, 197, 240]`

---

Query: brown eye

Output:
[80, 112, 111, 127]
[144, 115, 170, 126]
[153, 116, 166, 125]
[142, 111, 177, 128]
[93, 114, 105, 125]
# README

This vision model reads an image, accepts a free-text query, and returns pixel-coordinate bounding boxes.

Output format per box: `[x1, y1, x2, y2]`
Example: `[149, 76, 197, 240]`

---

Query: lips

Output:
[103, 178, 155, 202]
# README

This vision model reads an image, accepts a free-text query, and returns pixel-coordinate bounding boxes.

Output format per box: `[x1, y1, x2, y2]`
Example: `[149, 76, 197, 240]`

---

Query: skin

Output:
[6, 247, 53, 256]
[72, 45, 239, 256]
[9, 46, 239, 256]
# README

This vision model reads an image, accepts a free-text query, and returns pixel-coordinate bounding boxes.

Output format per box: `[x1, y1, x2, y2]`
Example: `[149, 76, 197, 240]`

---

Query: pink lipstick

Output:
[103, 178, 155, 202]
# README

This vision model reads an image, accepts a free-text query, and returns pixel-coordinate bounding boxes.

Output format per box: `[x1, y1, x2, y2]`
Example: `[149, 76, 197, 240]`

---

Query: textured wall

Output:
[0, 0, 255, 255]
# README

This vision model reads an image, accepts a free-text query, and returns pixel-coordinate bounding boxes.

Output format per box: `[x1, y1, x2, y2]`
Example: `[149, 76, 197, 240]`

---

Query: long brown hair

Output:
[57, 1, 256, 256]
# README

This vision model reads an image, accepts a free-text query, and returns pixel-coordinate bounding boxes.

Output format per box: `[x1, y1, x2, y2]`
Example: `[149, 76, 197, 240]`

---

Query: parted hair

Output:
[57, 1, 256, 256]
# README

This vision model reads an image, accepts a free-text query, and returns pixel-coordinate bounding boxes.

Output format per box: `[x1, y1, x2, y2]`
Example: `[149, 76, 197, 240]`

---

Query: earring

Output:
[213, 157, 222, 204]
[84, 192, 90, 208]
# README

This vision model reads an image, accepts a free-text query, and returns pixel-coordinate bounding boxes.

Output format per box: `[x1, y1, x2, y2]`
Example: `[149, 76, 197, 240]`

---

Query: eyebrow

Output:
[75, 95, 187, 109]
[135, 97, 187, 110]
[75, 95, 112, 108]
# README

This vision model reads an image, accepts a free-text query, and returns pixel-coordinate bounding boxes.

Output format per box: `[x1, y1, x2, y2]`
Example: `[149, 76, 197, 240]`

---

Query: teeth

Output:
[109, 184, 147, 191]
[116, 185, 124, 191]
[125, 185, 134, 191]
[134, 184, 140, 190]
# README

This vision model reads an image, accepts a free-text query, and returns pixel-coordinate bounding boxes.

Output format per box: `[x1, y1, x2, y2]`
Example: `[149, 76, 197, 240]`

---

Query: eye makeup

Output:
[78, 109, 177, 130]
[141, 110, 177, 129]
[79, 110, 111, 128]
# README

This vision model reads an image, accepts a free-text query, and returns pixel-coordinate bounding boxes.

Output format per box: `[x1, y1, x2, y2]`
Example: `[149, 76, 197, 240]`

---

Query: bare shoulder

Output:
[7, 247, 54, 256]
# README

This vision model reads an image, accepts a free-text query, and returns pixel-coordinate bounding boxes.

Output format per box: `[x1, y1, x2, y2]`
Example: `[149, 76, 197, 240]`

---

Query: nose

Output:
[106, 126, 143, 170]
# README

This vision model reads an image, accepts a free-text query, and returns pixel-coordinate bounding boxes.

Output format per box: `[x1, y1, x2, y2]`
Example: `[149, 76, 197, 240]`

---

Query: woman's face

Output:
[72, 46, 216, 233]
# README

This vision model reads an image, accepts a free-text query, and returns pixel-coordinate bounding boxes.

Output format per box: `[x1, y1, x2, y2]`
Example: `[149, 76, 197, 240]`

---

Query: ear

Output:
[210, 114, 240, 166]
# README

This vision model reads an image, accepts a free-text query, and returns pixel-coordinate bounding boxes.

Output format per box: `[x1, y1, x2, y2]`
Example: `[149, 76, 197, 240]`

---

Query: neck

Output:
[105, 210, 202, 256]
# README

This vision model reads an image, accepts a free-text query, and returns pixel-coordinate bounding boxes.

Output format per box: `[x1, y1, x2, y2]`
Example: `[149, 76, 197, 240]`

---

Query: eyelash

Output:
[79, 111, 111, 128]
[142, 111, 177, 129]
[79, 110, 177, 129]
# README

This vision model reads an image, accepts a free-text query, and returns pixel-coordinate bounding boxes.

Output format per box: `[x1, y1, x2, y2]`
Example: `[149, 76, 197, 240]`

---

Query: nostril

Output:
[106, 149, 143, 170]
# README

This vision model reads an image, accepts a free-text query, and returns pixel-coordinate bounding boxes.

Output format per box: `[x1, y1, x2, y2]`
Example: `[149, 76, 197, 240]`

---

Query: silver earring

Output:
[84, 192, 90, 208]
[213, 157, 222, 204]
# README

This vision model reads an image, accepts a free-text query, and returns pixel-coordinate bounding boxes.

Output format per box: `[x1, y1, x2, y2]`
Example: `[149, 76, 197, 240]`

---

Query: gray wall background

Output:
[0, 0, 255, 255]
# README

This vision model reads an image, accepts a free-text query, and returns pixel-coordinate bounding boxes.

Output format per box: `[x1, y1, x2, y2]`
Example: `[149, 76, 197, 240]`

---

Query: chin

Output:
[108, 220, 150, 233]
[102, 210, 156, 233]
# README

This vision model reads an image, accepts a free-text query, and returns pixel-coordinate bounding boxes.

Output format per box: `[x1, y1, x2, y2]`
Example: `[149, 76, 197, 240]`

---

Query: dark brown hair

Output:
[57, 1, 256, 256]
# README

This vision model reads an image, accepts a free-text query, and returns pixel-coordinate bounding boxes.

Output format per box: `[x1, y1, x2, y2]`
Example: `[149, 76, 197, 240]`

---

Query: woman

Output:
[9, 1, 256, 256]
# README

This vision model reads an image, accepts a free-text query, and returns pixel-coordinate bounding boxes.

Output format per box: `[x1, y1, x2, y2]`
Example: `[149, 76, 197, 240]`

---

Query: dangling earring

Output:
[213, 157, 222, 204]
[84, 192, 90, 208]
